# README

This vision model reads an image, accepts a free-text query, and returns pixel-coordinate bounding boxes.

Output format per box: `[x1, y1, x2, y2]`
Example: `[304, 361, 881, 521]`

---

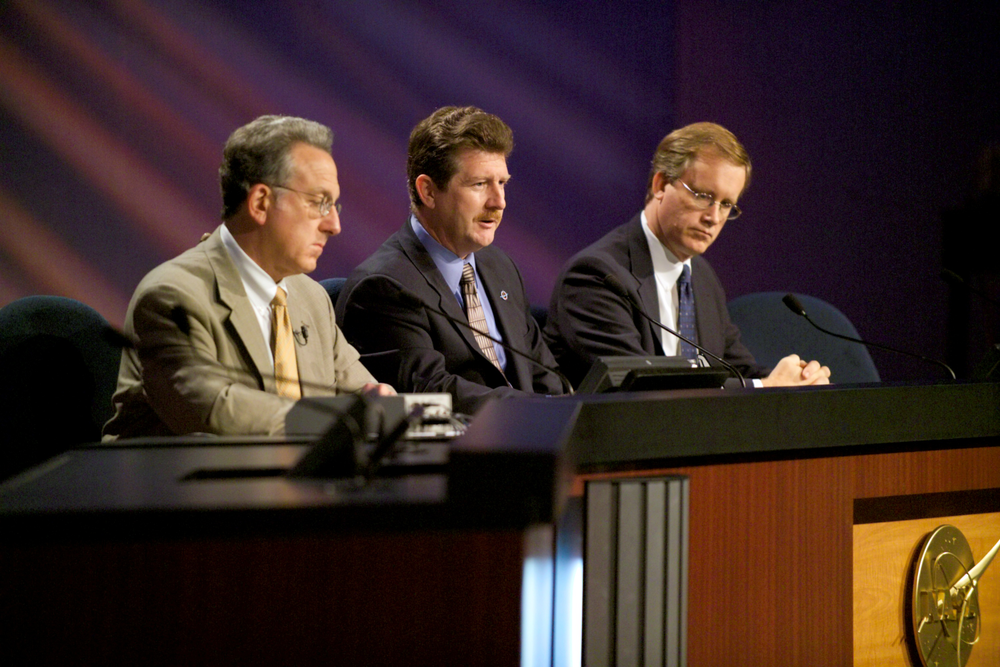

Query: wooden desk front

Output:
[567, 382, 1000, 666]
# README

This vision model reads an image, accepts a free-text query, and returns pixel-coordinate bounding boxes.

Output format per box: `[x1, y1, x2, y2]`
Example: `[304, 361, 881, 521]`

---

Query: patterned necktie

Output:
[270, 286, 302, 400]
[677, 264, 698, 359]
[460, 263, 505, 374]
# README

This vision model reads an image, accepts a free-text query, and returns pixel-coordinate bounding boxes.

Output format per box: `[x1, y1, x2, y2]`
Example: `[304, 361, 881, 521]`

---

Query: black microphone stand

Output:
[781, 294, 956, 380]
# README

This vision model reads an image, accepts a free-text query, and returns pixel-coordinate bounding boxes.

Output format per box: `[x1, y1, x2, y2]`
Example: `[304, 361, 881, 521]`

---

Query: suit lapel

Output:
[202, 229, 274, 392]
[285, 276, 323, 396]
[476, 249, 529, 388]
[690, 257, 719, 354]
[626, 216, 665, 355]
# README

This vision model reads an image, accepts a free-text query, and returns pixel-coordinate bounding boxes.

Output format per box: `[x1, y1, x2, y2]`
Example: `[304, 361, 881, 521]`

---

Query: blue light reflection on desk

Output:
[521, 525, 583, 667]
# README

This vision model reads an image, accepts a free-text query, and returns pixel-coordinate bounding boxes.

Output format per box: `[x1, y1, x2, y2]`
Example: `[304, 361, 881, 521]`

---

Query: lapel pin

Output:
[500, 290, 508, 301]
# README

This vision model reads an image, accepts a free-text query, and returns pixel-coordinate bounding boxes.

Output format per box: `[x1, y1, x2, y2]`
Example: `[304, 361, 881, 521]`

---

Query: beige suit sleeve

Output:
[130, 282, 295, 436]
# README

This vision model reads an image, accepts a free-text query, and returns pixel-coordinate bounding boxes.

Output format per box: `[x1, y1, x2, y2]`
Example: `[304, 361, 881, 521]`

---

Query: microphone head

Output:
[782, 293, 807, 317]
[102, 327, 135, 349]
[940, 268, 965, 287]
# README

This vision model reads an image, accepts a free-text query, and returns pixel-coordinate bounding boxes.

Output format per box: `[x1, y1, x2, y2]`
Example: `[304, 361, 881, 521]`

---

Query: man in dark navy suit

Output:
[544, 122, 831, 389]
[336, 106, 565, 414]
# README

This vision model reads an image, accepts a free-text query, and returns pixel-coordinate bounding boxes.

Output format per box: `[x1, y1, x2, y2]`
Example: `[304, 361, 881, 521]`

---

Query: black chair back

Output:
[0, 296, 122, 479]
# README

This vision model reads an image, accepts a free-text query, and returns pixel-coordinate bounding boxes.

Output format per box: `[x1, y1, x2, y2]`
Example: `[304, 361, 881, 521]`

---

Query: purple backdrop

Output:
[2, 0, 998, 381]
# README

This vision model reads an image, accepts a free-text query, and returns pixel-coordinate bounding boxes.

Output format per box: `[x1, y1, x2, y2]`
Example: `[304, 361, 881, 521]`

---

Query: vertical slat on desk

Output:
[585, 481, 617, 666]
[585, 476, 689, 667]
[553, 496, 584, 667]
[615, 482, 643, 667]
[666, 478, 689, 667]
[521, 524, 555, 667]
[644, 480, 666, 666]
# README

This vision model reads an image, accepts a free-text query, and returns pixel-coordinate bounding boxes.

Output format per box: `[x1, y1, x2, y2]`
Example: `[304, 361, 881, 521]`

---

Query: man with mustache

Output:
[104, 115, 392, 439]
[544, 122, 831, 388]
[336, 106, 565, 414]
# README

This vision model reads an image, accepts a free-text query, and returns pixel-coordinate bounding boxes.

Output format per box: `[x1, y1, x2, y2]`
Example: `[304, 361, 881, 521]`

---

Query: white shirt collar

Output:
[220, 224, 290, 307]
[640, 211, 689, 279]
[410, 215, 478, 300]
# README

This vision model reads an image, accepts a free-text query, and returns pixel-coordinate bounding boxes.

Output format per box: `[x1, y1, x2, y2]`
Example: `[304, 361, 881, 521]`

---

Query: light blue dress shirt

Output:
[410, 216, 508, 371]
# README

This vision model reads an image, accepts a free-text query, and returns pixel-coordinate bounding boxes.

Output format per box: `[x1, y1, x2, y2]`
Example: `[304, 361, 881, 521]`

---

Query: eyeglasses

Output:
[676, 180, 741, 220]
[272, 185, 341, 217]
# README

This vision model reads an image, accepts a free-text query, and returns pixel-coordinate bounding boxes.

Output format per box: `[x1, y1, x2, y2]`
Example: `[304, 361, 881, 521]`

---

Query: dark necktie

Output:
[460, 263, 505, 374]
[677, 264, 698, 359]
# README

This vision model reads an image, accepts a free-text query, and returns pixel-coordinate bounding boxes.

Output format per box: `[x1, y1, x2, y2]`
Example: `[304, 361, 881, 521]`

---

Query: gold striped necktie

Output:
[270, 286, 302, 400]
[460, 263, 505, 374]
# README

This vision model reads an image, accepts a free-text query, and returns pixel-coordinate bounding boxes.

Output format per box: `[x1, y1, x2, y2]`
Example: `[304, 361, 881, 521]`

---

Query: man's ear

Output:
[651, 172, 671, 200]
[415, 174, 437, 209]
[246, 184, 272, 225]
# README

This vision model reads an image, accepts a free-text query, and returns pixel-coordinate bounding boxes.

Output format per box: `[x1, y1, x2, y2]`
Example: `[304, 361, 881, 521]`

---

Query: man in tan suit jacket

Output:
[104, 115, 392, 439]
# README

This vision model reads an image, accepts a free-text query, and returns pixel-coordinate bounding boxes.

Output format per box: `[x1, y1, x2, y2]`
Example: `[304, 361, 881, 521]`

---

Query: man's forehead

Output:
[289, 144, 339, 187]
[453, 149, 509, 176]
[685, 153, 745, 180]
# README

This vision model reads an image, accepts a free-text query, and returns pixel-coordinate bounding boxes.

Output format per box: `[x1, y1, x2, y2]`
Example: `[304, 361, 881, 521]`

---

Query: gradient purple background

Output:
[2, 0, 998, 381]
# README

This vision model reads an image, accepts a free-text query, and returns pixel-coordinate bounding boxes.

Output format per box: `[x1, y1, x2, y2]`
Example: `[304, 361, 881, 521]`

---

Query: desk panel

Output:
[566, 382, 1000, 666]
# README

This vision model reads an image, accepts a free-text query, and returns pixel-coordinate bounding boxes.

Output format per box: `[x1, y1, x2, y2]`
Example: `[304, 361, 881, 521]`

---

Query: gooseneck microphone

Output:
[388, 283, 576, 396]
[602, 274, 747, 388]
[941, 268, 1000, 307]
[950, 536, 1000, 598]
[780, 293, 956, 380]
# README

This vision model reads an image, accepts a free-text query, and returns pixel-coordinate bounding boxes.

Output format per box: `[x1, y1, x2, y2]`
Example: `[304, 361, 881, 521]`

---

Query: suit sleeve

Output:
[522, 309, 566, 396]
[127, 283, 294, 435]
[546, 255, 656, 386]
[338, 274, 531, 414]
[718, 307, 763, 379]
[305, 282, 377, 393]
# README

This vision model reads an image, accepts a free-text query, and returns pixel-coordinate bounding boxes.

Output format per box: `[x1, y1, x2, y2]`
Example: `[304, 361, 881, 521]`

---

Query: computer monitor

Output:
[577, 356, 730, 394]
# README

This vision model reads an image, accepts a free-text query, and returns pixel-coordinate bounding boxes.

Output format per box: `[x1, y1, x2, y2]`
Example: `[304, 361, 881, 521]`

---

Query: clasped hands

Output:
[759, 354, 831, 387]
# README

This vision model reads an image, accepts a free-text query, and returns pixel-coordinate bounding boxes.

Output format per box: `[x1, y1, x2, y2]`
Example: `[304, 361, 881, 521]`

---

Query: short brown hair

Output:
[645, 122, 751, 203]
[407, 106, 514, 212]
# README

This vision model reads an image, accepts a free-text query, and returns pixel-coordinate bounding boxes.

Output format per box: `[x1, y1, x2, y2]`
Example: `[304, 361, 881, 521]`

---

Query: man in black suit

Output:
[544, 122, 831, 388]
[336, 106, 565, 414]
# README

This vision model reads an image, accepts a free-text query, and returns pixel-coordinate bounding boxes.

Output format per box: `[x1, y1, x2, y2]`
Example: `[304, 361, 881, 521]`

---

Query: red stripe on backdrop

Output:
[0, 36, 217, 255]
[0, 189, 130, 325]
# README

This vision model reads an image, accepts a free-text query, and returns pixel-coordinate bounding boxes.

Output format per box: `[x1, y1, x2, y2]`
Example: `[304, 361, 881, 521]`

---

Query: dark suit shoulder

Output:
[549, 217, 644, 304]
[336, 227, 425, 320]
[346, 228, 414, 278]
[563, 218, 637, 268]
[474, 241, 519, 270]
